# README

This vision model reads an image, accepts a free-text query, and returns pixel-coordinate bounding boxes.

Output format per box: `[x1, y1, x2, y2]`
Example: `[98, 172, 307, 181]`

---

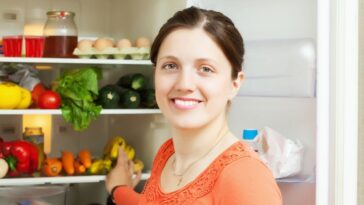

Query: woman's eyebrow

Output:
[157, 55, 179, 62]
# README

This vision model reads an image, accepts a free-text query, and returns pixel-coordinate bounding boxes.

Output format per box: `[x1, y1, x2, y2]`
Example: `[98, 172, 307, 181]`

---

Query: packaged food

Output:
[43, 11, 78, 58]
[2, 35, 23, 57]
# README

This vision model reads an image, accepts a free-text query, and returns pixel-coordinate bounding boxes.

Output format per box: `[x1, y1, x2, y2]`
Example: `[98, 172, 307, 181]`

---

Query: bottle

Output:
[23, 127, 44, 149]
[242, 129, 261, 153]
[43, 11, 78, 58]
[23, 127, 45, 170]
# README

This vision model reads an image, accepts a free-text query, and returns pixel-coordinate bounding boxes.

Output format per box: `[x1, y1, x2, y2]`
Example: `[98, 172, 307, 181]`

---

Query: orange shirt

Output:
[114, 139, 282, 205]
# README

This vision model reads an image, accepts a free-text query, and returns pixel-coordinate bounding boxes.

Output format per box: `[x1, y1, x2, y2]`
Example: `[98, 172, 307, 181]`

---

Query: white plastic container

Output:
[0, 185, 69, 205]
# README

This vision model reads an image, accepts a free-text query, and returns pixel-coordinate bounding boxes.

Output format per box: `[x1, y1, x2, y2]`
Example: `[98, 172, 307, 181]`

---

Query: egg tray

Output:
[73, 47, 150, 60]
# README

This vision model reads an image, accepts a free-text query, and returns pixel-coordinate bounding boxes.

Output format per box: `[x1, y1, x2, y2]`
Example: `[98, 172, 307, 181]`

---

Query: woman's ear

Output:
[229, 71, 244, 100]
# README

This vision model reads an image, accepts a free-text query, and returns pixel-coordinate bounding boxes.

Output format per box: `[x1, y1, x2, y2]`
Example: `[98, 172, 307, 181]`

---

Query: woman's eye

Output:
[162, 63, 177, 70]
[199, 66, 213, 73]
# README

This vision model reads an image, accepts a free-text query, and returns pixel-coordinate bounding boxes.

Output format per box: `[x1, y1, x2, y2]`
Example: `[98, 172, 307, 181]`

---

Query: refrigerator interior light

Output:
[23, 22, 44, 36]
[22, 114, 52, 154]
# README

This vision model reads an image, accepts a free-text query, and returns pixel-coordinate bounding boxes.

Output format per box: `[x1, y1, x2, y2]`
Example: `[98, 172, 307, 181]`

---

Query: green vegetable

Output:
[140, 89, 157, 108]
[98, 85, 120, 109]
[55, 68, 102, 131]
[117, 73, 146, 90]
[119, 87, 141, 108]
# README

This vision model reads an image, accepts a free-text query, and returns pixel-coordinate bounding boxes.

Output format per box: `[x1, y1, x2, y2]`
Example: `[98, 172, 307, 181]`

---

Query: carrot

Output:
[78, 149, 92, 168]
[42, 158, 62, 177]
[62, 151, 75, 175]
[74, 160, 86, 174]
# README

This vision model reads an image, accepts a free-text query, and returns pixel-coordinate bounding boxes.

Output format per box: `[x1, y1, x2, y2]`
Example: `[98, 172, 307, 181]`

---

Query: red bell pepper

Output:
[0, 140, 39, 177]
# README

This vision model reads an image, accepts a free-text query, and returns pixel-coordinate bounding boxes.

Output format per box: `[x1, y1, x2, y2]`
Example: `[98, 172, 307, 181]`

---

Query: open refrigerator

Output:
[0, 0, 357, 204]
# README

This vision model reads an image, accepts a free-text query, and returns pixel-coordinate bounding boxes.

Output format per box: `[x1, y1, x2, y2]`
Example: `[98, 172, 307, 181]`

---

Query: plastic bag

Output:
[255, 126, 304, 179]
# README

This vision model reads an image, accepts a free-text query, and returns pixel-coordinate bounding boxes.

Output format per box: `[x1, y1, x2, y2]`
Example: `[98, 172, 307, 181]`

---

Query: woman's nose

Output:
[174, 69, 196, 92]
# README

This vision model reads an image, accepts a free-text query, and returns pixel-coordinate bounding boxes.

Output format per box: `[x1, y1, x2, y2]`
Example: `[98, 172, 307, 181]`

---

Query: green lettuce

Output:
[55, 68, 102, 131]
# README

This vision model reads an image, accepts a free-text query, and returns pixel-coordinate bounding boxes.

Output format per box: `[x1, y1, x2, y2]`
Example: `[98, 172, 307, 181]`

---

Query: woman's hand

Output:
[105, 147, 142, 194]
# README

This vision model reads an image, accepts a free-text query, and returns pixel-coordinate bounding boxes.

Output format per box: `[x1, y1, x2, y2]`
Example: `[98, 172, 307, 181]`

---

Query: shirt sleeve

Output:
[113, 186, 141, 205]
[213, 157, 282, 205]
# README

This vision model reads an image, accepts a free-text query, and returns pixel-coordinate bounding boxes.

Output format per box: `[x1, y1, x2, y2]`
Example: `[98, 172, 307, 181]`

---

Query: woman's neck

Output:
[171, 117, 230, 164]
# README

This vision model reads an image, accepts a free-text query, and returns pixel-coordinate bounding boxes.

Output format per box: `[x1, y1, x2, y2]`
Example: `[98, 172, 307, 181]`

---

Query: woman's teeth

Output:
[174, 99, 199, 106]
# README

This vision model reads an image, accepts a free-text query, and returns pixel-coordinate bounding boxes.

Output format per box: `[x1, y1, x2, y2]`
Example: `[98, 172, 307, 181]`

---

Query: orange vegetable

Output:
[78, 149, 92, 168]
[74, 160, 86, 174]
[62, 151, 75, 175]
[42, 158, 62, 177]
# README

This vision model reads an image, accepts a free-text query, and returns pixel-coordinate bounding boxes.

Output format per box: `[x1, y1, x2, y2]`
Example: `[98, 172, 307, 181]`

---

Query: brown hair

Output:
[150, 6, 245, 79]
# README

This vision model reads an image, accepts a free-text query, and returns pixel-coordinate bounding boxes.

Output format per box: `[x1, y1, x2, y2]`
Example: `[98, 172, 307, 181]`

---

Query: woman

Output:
[105, 6, 282, 205]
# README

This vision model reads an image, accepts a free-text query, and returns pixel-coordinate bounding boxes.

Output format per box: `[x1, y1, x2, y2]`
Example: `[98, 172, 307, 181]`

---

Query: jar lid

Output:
[46, 11, 75, 17]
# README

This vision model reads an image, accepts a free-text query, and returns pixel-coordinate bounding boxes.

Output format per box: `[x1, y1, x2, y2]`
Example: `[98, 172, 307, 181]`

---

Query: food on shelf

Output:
[0, 140, 39, 177]
[103, 136, 127, 160]
[37, 90, 62, 109]
[135, 37, 151, 48]
[74, 160, 86, 174]
[116, 38, 132, 48]
[117, 73, 146, 91]
[88, 159, 104, 175]
[31, 83, 47, 106]
[55, 68, 102, 131]
[78, 149, 92, 169]
[98, 85, 121, 109]
[119, 88, 141, 109]
[133, 159, 144, 173]
[73, 37, 150, 60]
[77, 39, 94, 52]
[16, 87, 32, 109]
[61, 151, 75, 176]
[140, 89, 157, 108]
[0, 136, 144, 178]
[0, 81, 37, 109]
[96, 73, 156, 109]
[124, 145, 135, 160]
[94, 38, 114, 52]
[102, 135, 144, 173]
[0, 158, 9, 178]
[42, 158, 62, 177]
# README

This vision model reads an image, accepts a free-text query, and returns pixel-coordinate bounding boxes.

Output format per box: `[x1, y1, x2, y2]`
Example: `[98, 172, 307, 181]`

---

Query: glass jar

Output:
[43, 11, 78, 58]
[23, 127, 44, 147]
[23, 127, 45, 170]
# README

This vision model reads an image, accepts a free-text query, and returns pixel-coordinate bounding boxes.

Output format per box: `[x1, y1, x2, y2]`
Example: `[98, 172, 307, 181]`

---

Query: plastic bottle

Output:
[242, 129, 262, 153]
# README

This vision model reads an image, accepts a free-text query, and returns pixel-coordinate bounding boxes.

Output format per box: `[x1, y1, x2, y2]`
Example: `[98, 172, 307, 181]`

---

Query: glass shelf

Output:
[0, 173, 151, 186]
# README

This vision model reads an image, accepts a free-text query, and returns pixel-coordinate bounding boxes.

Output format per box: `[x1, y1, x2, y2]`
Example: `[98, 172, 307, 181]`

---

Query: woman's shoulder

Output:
[212, 141, 282, 204]
[149, 138, 174, 174]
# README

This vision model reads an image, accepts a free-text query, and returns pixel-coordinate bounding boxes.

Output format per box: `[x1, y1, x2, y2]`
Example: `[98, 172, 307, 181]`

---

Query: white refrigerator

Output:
[0, 0, 358, 205]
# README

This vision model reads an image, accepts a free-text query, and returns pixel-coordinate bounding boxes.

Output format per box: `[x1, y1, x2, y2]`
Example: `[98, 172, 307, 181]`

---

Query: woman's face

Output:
[154, 28, 243, 130]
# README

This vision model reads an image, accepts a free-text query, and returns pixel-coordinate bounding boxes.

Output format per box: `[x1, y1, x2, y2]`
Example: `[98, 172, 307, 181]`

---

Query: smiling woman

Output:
[105, 6, 282, 205]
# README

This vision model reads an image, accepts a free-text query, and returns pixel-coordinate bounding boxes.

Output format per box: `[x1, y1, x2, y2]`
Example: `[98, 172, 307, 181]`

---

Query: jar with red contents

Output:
[43, 11, 78, 58]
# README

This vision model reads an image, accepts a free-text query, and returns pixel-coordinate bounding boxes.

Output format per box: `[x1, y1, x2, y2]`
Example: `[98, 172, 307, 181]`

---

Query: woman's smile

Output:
[171, 97, 203, 110]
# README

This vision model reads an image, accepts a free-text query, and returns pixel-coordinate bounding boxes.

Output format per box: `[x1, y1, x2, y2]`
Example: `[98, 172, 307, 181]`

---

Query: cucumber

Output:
[140, 89, 157, 108]
[117, 73, 147, 90]
[119, 87, 141, 108]
[98, 85, 120, 109]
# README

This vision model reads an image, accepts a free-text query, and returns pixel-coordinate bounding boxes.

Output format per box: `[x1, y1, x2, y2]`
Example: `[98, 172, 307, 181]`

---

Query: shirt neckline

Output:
[156, 140, 242, 195]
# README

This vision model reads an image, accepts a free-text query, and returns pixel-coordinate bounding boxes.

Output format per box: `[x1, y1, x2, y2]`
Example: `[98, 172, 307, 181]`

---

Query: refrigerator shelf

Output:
[0, 109, 162, 115]
[0, 173, 151, 186]
[276, 175, 315, 183]
[0, 57, 152, 65]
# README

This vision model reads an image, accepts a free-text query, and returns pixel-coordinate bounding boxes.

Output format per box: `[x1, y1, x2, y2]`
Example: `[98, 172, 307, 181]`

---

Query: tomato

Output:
[38, 90, 61, 109]
[31, 83, 46, 106]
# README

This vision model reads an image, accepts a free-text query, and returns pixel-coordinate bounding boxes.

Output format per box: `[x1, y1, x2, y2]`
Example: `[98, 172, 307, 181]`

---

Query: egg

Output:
[116, 38, 132, 49]
[135, 37, 151, 48]
[77, 39, 94, 52]
[94, 38, 115, 51]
